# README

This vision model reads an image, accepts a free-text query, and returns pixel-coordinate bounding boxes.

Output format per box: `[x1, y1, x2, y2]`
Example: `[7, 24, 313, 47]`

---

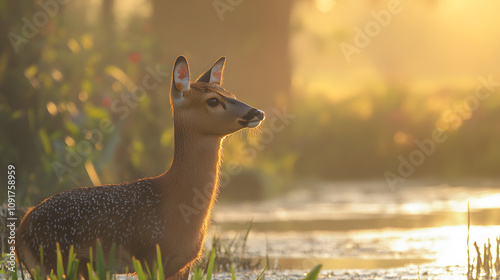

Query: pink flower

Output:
[128, 52, 141, 64]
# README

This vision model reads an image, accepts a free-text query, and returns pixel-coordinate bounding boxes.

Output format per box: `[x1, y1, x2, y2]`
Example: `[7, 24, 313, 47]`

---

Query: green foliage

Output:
[128, 245, 168, 280]
[6, 0, 500, 208]
[56, 243, 64, 280]
[0, 1, 171, 205]
[205, 249, 216, 280]
[65, 246, 80, 280]
[230, 264, 237, 280]
[248, 89, 500, 183]
[132, 257, 147, 280]
[11, 263, 18, 280]
[0, 253, 18, 280]
[155, 244, 164, 280]
[255, 256, 269, 280]
[95, 240, 106, 280]
[87, 246, 94, 280]
[196, 227, 255, 273]
[302, 264, 323, 280]
[12, 236, 323, 280]
[192, 267, 204, 280]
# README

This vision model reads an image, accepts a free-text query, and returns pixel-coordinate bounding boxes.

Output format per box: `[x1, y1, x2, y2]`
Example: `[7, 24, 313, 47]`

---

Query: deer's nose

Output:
[253, 109, 265, 121]
[241, 108, 265, 121]
[238, 108, 265, 128]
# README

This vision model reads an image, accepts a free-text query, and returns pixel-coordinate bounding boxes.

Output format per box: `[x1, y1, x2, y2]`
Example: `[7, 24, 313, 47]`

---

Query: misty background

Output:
[1, 0, 500, 206]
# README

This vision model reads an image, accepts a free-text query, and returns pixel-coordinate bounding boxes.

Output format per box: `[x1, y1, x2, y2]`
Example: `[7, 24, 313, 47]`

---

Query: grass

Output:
[194, 221, 259, 273]
[5, 207, 498, 279]
[6, 234, 323, 280]
[4, 225, 499, 279]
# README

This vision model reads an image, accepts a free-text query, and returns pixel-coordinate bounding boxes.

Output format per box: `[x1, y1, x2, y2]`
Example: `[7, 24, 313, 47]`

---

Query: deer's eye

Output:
[206, 98, 219, 107]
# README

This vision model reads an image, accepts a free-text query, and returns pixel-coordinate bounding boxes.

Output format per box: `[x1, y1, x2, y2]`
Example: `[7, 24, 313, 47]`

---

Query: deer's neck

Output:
[155, 119, 224, 227]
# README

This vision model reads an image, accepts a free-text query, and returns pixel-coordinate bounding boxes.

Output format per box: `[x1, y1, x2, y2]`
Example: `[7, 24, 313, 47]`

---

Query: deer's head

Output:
[170, 56, 265, 136]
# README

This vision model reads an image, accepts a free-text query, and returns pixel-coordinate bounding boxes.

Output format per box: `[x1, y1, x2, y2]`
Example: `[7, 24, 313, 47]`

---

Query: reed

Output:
[467, 204, 500, 280]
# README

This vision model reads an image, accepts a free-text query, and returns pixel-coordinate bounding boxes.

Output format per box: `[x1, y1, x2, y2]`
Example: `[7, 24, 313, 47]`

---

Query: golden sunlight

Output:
[394, 131, 412, 146]
[64, 136, 75, 147]
[46, 102, 58, 116]
[315, 0, 335, 13]
[432, 225, 500, 266]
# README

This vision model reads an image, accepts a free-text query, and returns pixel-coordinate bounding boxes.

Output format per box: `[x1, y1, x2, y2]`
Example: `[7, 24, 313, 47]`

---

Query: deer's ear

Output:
[196, 56, 225, 85]
[171, 56, 190, 106]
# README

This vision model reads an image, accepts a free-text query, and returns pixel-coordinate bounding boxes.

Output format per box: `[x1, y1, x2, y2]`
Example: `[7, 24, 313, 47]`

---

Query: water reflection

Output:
[260, 256, 430, 270]
[211, 181, 500, 270]
[209, 226, 500, 270]
[214, 181, 500, 223]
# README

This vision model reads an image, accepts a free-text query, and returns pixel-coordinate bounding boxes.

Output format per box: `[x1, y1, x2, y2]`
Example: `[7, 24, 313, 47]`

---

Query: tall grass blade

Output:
[88, 247, 94, 280]
[19, 259, 27, 280]
[133, 257, 147, 280]
[495, 237, 500, 276]
[56, 243, 64, 280]
[96, 240, 106, 280]
[192, 267, 203, 280]
[144, 261, 152, 279]
[152, 262, 158, 280]
[156, 244, 164, 280]
[34, 267, 42, 280]
[243, 219, 253, 243]
[241, 219, 253, 256]
[39, 245, 44, 277]
[65, 245, 80, 280]
[49, 270, 57, 280]
[87, 263, 94, 280]
[302, 264, 322, 280]
[230, 264, 237, 280]
[206, 249, 216, 280]
[69, 259, 80, 280]
[109, 243, 116, 278]
[66, 245, 74, 273]
[467, 202, 471, 280]
[12, 262, 18, 280]
[256, 256, 269, 280]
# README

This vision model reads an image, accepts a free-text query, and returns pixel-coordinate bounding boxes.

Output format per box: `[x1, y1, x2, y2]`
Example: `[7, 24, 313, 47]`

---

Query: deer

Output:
[16, 55, 265, 280]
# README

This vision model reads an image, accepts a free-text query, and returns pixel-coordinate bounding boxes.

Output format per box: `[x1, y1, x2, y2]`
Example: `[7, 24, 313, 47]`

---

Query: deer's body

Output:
[16, 56, 264, 280]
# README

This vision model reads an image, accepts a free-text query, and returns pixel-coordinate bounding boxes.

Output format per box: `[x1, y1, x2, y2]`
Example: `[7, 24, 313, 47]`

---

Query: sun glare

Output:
[431, 225, 500, 266]
[315, 0, 335, 13]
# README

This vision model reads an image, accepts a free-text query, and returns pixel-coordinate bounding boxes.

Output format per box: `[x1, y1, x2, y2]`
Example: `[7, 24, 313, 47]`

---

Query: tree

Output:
[151, 0, 293, 108]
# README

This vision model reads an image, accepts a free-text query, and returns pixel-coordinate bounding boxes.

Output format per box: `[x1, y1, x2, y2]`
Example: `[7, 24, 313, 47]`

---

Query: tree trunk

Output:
[152, 0, 293, 109]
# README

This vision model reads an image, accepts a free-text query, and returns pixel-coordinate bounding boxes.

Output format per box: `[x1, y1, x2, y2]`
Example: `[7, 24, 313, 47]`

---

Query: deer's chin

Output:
[246, 120, 262, 128]
[238, 120, 262, 128]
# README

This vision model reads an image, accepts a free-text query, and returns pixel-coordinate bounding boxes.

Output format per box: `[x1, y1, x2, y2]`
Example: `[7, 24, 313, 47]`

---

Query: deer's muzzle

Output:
[238, 108, 265, 128]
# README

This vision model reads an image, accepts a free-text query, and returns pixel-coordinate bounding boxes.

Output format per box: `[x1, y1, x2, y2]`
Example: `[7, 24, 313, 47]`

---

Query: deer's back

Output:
[17, 179, 167, 264]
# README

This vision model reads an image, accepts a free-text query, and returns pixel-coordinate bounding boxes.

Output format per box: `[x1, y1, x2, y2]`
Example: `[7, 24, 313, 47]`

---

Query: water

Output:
[209, 180, 500, 278]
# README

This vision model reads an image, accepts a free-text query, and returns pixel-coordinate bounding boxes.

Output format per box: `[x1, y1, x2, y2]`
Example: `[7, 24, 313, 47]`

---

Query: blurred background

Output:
[1, 0, 500, 274]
